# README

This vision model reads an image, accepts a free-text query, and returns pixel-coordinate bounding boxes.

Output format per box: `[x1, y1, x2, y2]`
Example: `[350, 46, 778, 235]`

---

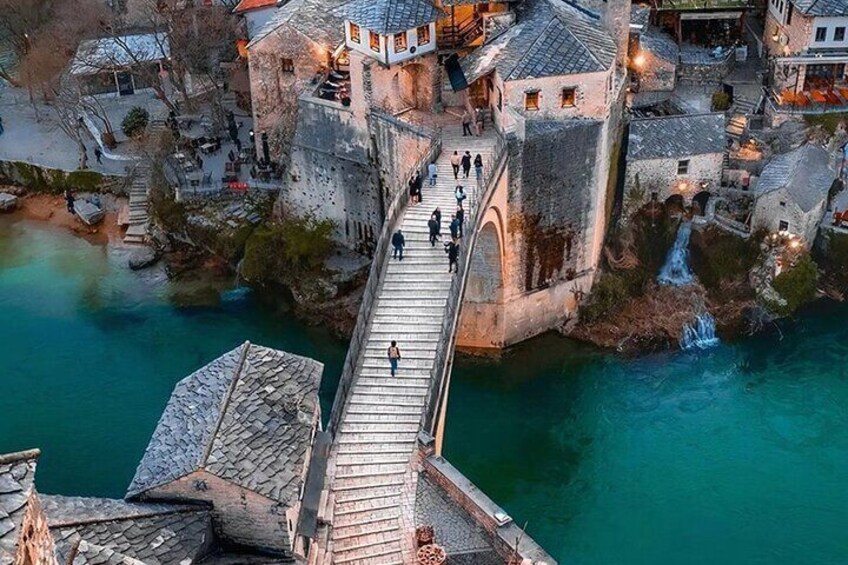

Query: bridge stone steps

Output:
[336, 450, 410, 467]
[334, 507, 401, 527]
[333, 518, 400, 540]
[332, 539, 403, 564]
[345, 405, 425, 417]
[327, 132, 497, 565]
[355, 377, 430, 387]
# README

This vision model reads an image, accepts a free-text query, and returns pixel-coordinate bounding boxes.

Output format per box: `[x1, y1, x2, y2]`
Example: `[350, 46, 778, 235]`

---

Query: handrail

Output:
[326, 133, 442, 438]
[420, 130, 508, 436]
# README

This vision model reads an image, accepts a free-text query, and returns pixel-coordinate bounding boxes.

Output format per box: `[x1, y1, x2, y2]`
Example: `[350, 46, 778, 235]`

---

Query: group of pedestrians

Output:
[387, 148, 481, 376]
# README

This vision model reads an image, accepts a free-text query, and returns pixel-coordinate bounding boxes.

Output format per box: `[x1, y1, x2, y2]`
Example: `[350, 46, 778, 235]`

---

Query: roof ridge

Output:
[551, 3, 603, 69]
[509, 18, 559, 80]
[199, 341, 252, 467]
[44, 500, 210, 528]
[0, 448, 41, 465]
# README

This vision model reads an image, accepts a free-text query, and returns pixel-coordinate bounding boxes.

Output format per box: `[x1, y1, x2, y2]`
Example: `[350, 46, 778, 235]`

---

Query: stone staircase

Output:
[123, 120, 166, 245]
[326, 126, 497, 565]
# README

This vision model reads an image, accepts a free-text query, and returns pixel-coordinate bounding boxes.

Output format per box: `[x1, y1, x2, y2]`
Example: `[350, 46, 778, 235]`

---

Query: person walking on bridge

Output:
[428, 161, 438, 186]
[462, 110, 473, 136]
[450, 151, 461, 179]
[432, 207, 442, 236]
[388, 340, 401, 377]
[456, 206, 464, 238]
[449, 213, 460, 240]
[461, 151, 472, 179]
[428, 213, 440, 247]
[445, 238, 460, 273]
[455, 185, 467, 208]
[391, 229, 405, 260]
[474, 153, 483, 184]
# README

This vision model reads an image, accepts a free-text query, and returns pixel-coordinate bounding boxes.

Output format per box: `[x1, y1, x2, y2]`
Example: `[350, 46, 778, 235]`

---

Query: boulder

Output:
[128, 246, 159, 270]
[0, 192, 18, 212]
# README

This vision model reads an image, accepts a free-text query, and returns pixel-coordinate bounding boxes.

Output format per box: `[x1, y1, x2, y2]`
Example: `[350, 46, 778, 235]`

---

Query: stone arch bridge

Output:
[306, 124, 555, 565]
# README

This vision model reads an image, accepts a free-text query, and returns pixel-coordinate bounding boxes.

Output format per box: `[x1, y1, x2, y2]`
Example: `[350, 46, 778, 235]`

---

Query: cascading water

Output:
[221, 258, 251, 302]
[680, 312, 721, 350]
[658, 222, 695, 286]
[655, 222, 720, 350]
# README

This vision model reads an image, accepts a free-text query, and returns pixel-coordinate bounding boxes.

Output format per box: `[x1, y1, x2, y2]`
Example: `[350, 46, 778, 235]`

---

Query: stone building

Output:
[751, 144, 835, 245]
[763, 0, 848, 121]
[127, 342, 323, 559]
[233, 0, 280, 39]
[633, 27, 679, 93]
[247, 0, 632, 345]
[625, 112, 726, 207]
[0, 450, 57, 565]
[1, 343, 325, 565]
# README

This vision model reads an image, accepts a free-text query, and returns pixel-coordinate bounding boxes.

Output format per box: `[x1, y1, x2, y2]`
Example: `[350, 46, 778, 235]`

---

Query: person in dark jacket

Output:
[64, 190, 75, 214]
[413, 170, 423, 204]
[391, 229, 405, 260]
[445, 238, 460, 273]
[455, 206, 464, 237]
[449, 214, 460, 240]
[428, 214, 440, 246]
[408, 174, 420, 204]
[432, 207, 442, 235]
[461, 151, 472, 178]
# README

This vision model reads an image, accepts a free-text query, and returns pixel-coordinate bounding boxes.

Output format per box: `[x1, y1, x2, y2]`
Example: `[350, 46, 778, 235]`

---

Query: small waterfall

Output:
[680, 313, 720, 350]
[658, 222, 695, 286]
[221, 258, 251, 302]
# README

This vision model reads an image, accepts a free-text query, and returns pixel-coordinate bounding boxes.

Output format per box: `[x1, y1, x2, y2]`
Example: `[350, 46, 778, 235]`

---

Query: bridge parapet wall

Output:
[421, 451, 558, 565]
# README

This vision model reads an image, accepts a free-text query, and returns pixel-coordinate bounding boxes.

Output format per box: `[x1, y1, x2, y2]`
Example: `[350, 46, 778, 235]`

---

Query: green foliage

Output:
[817, 232, 848, 291]
[631, 205, 678, 280]
[582, 272, 631, 323]
[150, 188, 187, 233]
[771, 254, 819, 316]
[121, 107, 150, 138]
[242, 215, 336, 285]
[803, 113, 847, 135]
[1, 161, 104, 193]
[690, 229, 762, 291]
[711, 91, 731, 111]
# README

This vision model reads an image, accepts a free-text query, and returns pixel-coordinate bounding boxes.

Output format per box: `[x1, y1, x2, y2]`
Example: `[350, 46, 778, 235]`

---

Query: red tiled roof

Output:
[233, 0, 277, 13]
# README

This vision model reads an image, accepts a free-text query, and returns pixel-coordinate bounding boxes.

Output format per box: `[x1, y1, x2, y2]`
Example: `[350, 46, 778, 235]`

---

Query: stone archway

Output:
[665, 193, 685, 212]
[692, 190, 711, 216]
[466, 221, 504, 303]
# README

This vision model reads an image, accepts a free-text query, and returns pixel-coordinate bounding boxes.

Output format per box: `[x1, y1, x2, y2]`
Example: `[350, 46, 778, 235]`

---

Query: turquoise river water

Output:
[2, 219, 847, 564]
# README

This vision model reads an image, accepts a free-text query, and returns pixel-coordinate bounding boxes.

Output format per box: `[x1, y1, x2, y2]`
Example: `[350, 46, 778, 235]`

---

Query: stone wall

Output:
[278, 98, 381, 251]
[624, 152, 724, 205]
[0, 161, 123, 194]
[764, 10, 814, 59]
[16, 494, 58, 565]
[753, 187, 826, 244]
[366, 55, 440, 114]
[678, 54, 735, 85]
[504, 71, 612, 121]
[248, 25, 332, 160]
[422, 455, 557, 565]
[139, 470, 292, 556]
[369, 111, 438, 215]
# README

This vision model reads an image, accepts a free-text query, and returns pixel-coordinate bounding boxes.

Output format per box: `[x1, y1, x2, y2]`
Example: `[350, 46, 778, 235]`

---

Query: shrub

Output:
[690, 229, 762, 291]
[711, 91, 731, 111]
[771, 254, 818, 316]
[803, 113, 847, 135]
[121, 107, 149, 138]
[242, 215, 336, 285]
[582, 272, 631, 323]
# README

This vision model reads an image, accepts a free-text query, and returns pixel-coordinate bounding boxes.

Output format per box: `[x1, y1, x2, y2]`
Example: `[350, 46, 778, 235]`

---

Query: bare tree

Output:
[51, 82, 89, 170]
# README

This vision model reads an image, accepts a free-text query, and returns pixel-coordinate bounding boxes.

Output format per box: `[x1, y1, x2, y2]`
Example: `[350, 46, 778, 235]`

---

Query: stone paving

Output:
[324, 125, 497, 565]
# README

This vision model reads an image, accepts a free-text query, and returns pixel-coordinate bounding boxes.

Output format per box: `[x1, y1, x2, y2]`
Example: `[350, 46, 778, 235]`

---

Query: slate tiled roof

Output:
[0, 450, 40, 565]
[755, 144, 834, 212]
[640, 28, 679, 63]
[248, 0, 348, 50]
[631, 4, 651, 29]
[127, 342, 323, 505]
[628, 113, 726, 160]
[792, 0, 848, 16]
[337, 0, 442, 35]
[41, 495, 212, 565]
[71, 541, 147, 565]
[460, 0, 616, 83]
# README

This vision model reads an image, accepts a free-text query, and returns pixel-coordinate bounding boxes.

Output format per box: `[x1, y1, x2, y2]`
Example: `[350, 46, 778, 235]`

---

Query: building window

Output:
[417, 25, 430, 46]
[497, 88, 502, 111]
[561, 87, 576, 107]
[779, 220, 789, 231]
[394, 32, 407, 53]
[524, 91, 539, 111]
[369, 31, 380, 53]
[816, 27, 827, 42]
[836, 27, 846, 41]
[786, 4, 793, 24]
[281, 58, 294, 73]
[677, 159, 689, 175]
[349, 22, 361, 43]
